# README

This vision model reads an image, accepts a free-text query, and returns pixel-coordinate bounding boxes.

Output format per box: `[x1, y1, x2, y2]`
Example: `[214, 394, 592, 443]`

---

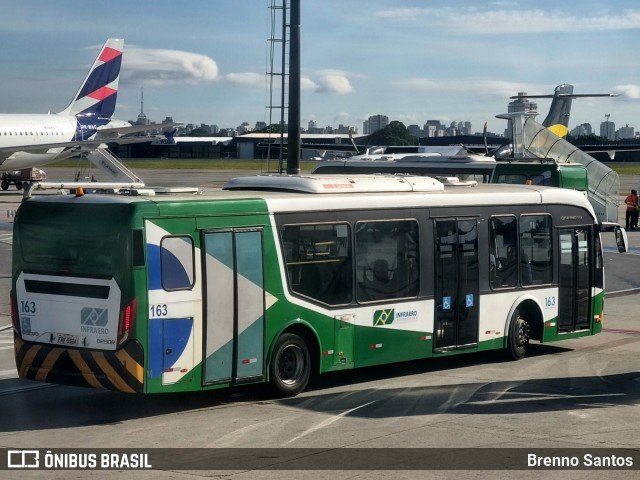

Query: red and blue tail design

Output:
[61, 39, 124, 121]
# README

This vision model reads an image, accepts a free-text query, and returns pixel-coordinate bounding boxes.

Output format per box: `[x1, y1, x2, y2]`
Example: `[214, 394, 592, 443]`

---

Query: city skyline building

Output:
[141, 106, 636, 142]
[616, 124, 635, 140]
[600, 115, 616, 141]
[364, 114, 389, 135]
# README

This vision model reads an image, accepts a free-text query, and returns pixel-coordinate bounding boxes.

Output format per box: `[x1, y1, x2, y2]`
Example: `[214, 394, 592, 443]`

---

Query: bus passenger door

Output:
[558, 228, 591, 332]
[202, 229, 265, 385]
[146, 220, 198, 386]
[434, 219, 480, 350]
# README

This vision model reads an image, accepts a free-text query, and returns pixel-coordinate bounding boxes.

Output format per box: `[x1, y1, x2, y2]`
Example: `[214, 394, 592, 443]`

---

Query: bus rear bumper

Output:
[14, 337, 145, 393]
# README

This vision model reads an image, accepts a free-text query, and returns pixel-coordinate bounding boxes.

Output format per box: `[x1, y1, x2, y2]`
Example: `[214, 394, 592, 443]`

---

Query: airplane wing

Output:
[0, 143, 80, 154]
[94, 121, 183, 140]
[300, 142, 361, 152]
[0, 133, 175, 155]
[576, 144, 640, 153]
[574, 144, 640, 160]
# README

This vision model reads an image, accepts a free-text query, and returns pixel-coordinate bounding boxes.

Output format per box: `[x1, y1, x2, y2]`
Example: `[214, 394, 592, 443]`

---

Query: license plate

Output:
[55, 333, 79, 346]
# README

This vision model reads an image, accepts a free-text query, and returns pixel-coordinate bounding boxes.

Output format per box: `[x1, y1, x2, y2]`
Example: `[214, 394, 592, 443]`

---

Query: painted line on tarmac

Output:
[606, 287, 640, 298]
[0, 233, 12, 245]
[283, 400, 378, 446]
[603, 246, 640, 254]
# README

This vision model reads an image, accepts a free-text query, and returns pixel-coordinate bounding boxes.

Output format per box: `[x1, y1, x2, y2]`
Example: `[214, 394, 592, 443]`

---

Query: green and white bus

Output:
[12, 175, 608, 397]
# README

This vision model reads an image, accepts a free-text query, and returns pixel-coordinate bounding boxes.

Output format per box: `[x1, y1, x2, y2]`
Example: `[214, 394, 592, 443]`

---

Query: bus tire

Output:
[269, 332, 311, 397]
[506, 308, 529, 360]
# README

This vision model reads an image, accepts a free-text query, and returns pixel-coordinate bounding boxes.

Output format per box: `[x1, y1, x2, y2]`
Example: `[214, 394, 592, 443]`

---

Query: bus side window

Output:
[489, 216, 517, 289]
[280, 223, 353, 305]
[356, 220, 419, 302]
[497, 174, 527, 185]
[160, 236, 195, 291]
[519, 215, 553, 286]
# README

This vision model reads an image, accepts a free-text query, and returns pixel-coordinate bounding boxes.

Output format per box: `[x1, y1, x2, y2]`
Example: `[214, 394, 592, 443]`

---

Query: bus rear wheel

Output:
[506, 308, 529, 360]
[269, 332, 311, 397]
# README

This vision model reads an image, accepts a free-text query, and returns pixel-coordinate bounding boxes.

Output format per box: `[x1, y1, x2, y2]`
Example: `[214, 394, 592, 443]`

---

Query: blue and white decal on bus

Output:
[145, 220, 199, 385]
[14, 273, 122, 350]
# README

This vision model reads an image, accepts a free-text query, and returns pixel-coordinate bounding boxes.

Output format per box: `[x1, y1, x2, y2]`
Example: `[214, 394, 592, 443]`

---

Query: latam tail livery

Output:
[0, 39, 177, 173]
[0, 39, 128, 170]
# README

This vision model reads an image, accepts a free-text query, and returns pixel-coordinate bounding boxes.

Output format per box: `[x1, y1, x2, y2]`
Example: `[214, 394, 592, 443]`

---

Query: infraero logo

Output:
[81, 307, 108, 326]
[373, 309, 394, 326]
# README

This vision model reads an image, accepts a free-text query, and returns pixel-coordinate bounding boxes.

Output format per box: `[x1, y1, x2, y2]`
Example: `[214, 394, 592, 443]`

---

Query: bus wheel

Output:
[506, 308, 529, 360]
[269, 332, 310, 397]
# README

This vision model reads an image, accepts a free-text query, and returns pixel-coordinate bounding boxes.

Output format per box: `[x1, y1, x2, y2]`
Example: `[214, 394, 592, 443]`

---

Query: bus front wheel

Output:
[506, 308, 529, 360]
[269, 332, 311, 397]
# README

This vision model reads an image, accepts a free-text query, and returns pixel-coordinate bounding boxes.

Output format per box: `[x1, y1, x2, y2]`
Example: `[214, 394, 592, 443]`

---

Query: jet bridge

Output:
[504, 113, 620, 224]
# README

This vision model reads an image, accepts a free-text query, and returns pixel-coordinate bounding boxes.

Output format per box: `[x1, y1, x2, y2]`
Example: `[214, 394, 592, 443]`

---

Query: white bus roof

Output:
[23, 175, 597, 222]
[223, 174, 447, 193]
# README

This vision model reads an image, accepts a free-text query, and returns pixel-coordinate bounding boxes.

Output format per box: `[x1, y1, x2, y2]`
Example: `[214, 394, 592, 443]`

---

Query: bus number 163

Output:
[150, 304, 168, 317]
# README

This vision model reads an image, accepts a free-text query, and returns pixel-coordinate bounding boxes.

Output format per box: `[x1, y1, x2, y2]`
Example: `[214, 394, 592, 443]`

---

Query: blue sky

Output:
[1, 0, 640, 134]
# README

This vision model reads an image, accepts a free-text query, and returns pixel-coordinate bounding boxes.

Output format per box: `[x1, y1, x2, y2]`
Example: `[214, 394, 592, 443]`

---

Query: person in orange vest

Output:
[624, 189, 638, 229]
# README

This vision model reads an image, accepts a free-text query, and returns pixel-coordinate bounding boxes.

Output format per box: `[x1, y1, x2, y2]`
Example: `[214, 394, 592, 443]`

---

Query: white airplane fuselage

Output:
[0, 113, 77, 170]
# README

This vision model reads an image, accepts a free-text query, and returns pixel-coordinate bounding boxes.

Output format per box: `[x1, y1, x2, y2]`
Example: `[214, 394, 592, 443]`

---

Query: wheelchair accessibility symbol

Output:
[442, 296, 452, 310]
[466, 294, 474, 308]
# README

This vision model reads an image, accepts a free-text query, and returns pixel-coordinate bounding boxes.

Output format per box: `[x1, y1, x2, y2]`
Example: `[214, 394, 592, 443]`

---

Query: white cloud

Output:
[375, 7, 640, 35]
[374, 8, 424, 22]
[315, 73, 353, 94]
[393, 77, 542, 97]
[223, 72, 263, 88]
[612, 84, 640, 100]
[122, 47, 218, 86]
[301, 76, 318, 91]
[300, 72, 354, 94]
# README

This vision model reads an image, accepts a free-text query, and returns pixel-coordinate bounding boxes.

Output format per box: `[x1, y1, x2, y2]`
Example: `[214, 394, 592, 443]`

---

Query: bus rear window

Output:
[16, 203, 131, 275]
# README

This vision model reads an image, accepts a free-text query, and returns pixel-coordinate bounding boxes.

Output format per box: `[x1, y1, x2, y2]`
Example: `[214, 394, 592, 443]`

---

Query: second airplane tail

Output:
[511, 84, 615, 138]
[59, 38, 124, 120]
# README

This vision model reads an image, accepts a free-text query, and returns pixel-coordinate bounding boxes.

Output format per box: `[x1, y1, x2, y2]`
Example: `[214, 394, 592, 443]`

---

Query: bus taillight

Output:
[118, 298, 138, 346]
[10, 290, 20, 335]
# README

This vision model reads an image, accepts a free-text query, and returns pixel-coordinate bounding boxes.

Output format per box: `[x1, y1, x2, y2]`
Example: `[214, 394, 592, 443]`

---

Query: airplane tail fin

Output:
[541, 84, 574, 137]
[510, 84, 615, 138]
[164, 129, 177, 145]
[59, 39, 124, 119]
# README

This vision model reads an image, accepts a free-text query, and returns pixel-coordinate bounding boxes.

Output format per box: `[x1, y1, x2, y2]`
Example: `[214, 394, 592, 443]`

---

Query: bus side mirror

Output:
[615, 226, 628, 253]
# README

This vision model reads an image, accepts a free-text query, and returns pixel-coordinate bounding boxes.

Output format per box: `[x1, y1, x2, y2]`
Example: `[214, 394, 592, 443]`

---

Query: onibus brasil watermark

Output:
[6, 449, 151, 470]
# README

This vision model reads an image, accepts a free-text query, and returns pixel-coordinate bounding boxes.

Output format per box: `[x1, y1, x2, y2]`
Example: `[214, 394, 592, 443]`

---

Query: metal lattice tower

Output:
[265, 0, 290, 172]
